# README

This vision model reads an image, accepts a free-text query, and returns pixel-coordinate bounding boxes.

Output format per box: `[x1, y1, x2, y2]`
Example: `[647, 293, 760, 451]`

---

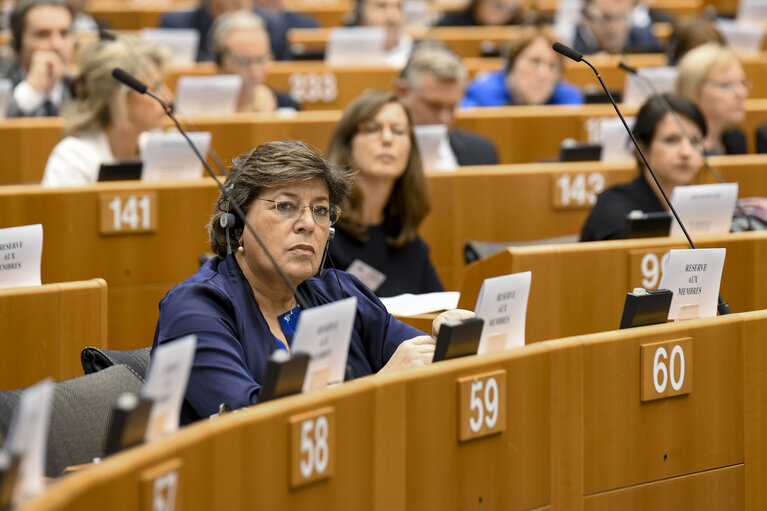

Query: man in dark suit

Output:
[572, 0, 663, 55]
[1, 0, 75, 117]
[396, 42, 498, 167]
[159, 0, 317, 62]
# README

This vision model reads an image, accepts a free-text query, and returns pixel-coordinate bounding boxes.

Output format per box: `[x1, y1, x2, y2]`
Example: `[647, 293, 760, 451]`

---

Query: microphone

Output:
[553, 42, 731, 315]
[552, 42, 583, 63]
[112, 67, 310, 309]
[112, 67, 148, 94]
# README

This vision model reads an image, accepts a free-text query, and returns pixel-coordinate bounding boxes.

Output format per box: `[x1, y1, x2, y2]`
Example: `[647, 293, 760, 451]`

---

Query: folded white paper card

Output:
[143, 335, 197, 441]
[141, 131, 211, 181]
[669, 183, 739, 237]
[474, 271, 532, 354]
[598, 116, 635, 162]
[658, 248, 726, 321]
[380, 291, 460, 316]
[414, 124, 456, 171]
[4, 379, 53, 504]
[0, 79, 11, 120]
[623, 66, 678, 106]
[175, 74, 242, 115]
[326, 27, 386, 66]
[0, 224, 42, 289]
[140, 28, 200, 66]
[292, 297, 357, 392]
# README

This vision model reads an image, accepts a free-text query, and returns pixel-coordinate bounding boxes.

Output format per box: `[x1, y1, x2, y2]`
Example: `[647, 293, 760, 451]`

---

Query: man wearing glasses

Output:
[210, 11, 299, 112]
[573, 0, 663, 55]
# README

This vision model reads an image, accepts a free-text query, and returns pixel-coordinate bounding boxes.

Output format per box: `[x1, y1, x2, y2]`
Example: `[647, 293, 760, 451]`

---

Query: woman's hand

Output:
[379, 335, 435, 373]
[432, 309, 475, 337]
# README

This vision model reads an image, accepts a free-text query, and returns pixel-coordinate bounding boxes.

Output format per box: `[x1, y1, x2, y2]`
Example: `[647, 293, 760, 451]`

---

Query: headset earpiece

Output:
[219, 212, 237, 229]
[328, 227, 335, 241]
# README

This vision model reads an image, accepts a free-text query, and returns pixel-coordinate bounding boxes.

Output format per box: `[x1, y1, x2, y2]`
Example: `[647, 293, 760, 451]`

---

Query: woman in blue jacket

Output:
[462, 30, 584, 107]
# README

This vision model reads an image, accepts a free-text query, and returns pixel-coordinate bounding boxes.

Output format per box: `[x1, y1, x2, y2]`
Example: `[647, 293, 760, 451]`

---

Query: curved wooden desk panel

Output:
[19, 310, 767, 510]
[458, 231, 767, 343]
[0, 279, 107, 389]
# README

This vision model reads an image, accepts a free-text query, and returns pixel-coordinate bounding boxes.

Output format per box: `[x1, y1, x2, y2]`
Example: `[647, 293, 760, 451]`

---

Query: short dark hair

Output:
[10, 0, 72, 52]
[632, 93, 707, 150]
[208, 140, 354, 258]
[326, 90, 429, 247]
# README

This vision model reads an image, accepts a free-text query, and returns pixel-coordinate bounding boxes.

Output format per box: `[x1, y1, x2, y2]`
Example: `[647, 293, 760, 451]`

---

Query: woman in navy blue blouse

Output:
[153, 140, 448, 425]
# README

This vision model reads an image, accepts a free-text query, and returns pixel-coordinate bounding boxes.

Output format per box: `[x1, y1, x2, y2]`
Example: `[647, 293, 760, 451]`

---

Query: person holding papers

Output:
[675, 43, 750, 155]
[461, 30, 584, 107]
[154, 140, 450, 425]
[209, 11, 299, 112]
[580, 93, 706, 241]
[325, 90, 443, 297]
[41, 38, 171, 187]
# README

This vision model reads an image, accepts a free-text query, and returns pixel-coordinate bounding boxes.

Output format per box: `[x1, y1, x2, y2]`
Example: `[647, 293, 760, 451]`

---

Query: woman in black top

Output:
[435, 0, 525, 27]
[581, 93, 706, 241]
[325, 90, 443, 297]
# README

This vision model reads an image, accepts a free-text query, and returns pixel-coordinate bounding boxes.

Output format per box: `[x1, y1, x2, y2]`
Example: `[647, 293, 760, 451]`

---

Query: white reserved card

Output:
[142, 335, 197, 442]
[0, 78, 11, 120]
[326, 27, 386, 66]
[140, 28, 200, 66]
[623, 66, 678, 106]
[0, 224, 42, 289]
[4, 379, 53, 504]
[473, 271, 532, 354]
[175, 74, 242, 115]
[658, 248, 726, 321]
[141, 131, 211, 182]
[599, 116, 635, 162]
[414, 124, 456, 171]
[347, 259, 386, 292]
[669, 183, 739, 237]
[292, 297, 357, 392]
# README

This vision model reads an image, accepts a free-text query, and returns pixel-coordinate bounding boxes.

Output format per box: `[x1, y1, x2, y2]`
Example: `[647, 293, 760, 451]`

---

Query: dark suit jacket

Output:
[572, 23, 664, 55]
[0, 58, 74, 117]
[159, 5, 293, 61]
[449, 129, 499, 166]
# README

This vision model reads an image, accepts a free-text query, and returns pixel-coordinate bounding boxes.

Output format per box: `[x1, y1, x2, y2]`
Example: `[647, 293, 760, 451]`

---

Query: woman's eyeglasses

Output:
[256, 199, 340, 226]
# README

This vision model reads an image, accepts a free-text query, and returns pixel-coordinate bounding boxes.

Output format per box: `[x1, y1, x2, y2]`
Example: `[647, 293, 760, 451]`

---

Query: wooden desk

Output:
[288, 24, 675, 59]
[422, 154, 767, 289]
[0, 117, 64, 186]
[0, 279, 107, 389]
[458, 231, 767, 343]
[0, 181, 219, 351]
[88, 0, 353, 30]
[17, 310, 767, 510]
[6, 100, 767, 185]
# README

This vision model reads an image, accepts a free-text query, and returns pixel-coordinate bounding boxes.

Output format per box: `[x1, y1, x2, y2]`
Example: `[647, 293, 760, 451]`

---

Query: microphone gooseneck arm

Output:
[552, 44, 731, 315]
[111, 67, 310, 309]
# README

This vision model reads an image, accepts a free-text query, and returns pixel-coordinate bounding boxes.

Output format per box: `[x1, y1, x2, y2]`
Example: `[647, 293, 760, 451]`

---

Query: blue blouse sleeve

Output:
[154, 280, 264, 421]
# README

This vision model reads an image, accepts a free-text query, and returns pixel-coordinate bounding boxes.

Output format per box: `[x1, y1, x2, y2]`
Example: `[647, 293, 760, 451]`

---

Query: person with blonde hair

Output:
[675, 42, 750, 155]
[326, 90, 443, 296]
[209, 10, 298, 112]
[41, 37, 171, 187]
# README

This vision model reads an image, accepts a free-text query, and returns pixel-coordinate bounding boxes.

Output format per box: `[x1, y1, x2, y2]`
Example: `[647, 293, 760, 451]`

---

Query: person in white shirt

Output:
[357, 0, 413, 68]
[42, 37, 171, 187]
[3, 0, 75, 117]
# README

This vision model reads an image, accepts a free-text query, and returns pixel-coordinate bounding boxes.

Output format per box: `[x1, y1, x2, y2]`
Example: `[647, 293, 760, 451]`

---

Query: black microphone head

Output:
[98, 28, 117, 41]
[552, 42, 583, 63]
[112, 68, 147, 94]
[618, 61, 638, 74]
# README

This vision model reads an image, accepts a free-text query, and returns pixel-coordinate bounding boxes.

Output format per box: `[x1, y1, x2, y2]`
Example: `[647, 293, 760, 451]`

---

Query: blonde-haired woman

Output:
[42, 37, 171, 187]
[675, 42, 750, 155]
